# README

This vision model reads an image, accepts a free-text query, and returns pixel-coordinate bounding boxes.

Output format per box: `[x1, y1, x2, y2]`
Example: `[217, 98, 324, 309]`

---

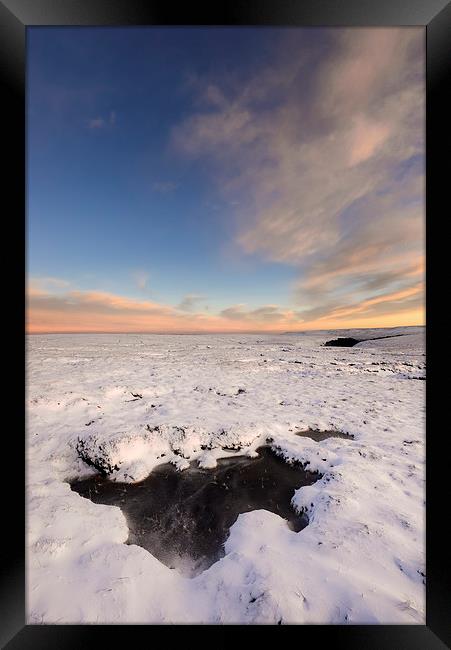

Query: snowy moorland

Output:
[26, 326, 425, 624]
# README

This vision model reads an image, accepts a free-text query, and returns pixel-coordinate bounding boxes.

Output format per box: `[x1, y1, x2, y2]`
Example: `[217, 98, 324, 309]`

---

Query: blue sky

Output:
[27, 28, 299, 310]
[27, 27, 425, 332]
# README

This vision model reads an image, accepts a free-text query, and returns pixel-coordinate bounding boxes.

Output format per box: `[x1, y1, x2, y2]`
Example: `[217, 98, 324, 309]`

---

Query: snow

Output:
[26, 327, 425, 623]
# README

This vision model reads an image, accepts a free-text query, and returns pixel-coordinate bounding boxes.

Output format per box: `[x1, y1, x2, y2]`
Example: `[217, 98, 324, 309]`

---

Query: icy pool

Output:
[71, 446, 320, 577]
[295, 429, 354, 442]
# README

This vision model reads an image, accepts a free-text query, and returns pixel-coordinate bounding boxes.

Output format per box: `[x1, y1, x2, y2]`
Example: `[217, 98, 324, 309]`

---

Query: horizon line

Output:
[26, 324, 425, 335]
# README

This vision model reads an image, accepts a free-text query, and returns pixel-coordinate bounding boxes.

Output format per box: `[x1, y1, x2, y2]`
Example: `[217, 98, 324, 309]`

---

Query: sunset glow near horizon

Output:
[27, 27, 425, 334]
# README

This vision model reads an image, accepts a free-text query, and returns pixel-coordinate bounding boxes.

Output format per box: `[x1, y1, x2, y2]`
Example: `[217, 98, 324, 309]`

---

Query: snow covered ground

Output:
[26, 326, 425, 624]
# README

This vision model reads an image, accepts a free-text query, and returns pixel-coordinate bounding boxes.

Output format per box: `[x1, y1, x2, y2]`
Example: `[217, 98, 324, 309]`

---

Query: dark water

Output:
[296, 429, 354, 442]
[324, 333, 406, 347]
[324, 337, 361, 347]
[70, 446, 320, 577]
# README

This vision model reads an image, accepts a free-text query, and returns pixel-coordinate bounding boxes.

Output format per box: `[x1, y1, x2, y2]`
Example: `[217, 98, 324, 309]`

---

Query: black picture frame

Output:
[3, 0, 450, 647]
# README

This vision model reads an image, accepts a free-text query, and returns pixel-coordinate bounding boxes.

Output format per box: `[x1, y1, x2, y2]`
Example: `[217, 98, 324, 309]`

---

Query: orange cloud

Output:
[348, 115, 391, 166]
[317, 283, 424, 322]
[26, 282, 424, 334]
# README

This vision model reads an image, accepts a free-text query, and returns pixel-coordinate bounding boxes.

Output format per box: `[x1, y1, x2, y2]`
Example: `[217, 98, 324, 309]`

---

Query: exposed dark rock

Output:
[75, 437, 120, 476]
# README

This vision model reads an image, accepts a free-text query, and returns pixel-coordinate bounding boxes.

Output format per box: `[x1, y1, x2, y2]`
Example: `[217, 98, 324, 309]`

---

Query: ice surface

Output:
[26, 327, 425, 623]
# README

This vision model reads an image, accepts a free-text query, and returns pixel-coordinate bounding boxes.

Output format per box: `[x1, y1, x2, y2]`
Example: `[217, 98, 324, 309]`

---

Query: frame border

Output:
[3, 0, 450, 647]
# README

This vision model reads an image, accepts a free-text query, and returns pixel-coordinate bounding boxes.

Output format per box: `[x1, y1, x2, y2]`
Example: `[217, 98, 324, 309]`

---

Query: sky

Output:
[27, 27, 425, 333]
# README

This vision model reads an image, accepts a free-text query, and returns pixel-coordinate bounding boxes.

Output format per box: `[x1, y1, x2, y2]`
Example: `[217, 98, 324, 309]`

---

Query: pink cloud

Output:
[26, 282, 424, 333]
[171, 28, 424, 325]
[348, 116, 391, 166]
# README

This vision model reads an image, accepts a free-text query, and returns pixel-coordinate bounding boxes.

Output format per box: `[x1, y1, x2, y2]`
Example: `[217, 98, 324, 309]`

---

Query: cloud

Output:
[348, 115, 391, 167]
[311, 282, 424, 323]
[27, 285, 300, 332]
[27, 287, 187, 332]
[29, 290, 172, 316]
[28, 277, 71, 294]
[172, 28, 424, 326]
[26, 280, 423, 333]
[177, 294, 207, 312]
[220, 304, 297, 324]
[296, 259, 424, 322]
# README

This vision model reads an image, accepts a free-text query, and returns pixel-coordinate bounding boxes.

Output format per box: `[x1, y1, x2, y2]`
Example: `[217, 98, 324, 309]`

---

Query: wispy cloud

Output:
[220, 304, 296, 324]
[28, 277, 71, 294]
[172, 28, 424, 326]
[26, 280, 423, 333]
[309, 282, 424, 324]
[177, 294, 207, 312]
